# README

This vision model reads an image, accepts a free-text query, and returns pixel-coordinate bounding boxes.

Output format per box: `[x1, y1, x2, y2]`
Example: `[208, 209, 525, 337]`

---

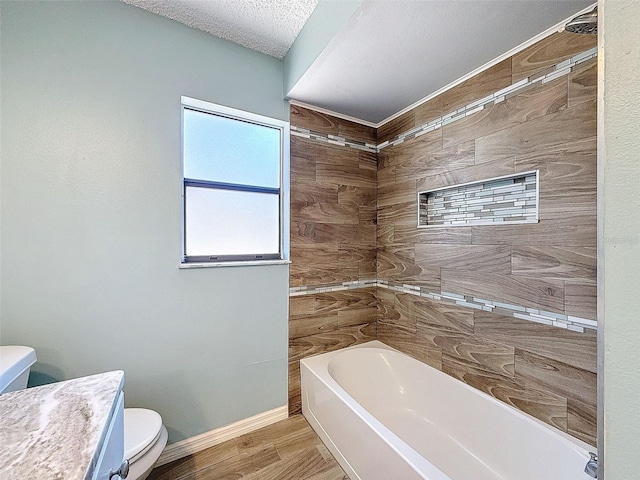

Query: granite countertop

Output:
[0, 370, 125, 480]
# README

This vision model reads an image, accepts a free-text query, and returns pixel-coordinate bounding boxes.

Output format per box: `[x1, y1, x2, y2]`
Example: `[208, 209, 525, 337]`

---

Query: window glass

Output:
[183, 108, 280, 188]
[184, 187, 279, 257]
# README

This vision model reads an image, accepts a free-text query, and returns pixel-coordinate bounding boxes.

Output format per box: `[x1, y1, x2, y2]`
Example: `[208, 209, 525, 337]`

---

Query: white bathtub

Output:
[301, 340, 596, 480]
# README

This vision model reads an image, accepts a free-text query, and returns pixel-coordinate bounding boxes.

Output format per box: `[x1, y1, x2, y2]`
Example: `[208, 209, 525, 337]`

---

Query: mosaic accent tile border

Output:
[419, 171, 538, 227]
[289, 47, 597, 153]
[289, 279, 597, 333]
[290, 126, 378, 153]
[289, 279, 377, 296]
[377, 46, 598, 150]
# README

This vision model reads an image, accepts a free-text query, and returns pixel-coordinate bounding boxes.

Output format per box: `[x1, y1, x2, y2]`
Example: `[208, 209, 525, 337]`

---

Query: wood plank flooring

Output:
[148, 415, 348, 480]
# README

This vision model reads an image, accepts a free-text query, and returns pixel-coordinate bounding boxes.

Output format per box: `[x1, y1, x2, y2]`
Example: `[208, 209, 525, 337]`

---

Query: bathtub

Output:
[301, 340, 596, 480]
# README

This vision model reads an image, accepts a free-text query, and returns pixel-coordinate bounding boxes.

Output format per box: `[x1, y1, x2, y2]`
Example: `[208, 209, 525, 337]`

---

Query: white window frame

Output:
[180, 96, 290, 267]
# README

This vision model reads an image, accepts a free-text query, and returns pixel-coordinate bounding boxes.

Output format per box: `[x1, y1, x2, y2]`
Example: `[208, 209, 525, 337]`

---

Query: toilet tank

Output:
[0, 346, 37, 394]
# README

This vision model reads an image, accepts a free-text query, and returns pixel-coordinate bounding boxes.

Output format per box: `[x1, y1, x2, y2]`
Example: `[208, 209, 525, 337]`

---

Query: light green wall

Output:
[283, 0, 362, 96]
[600, 0, 640, 476]
[0, 0, 288, 443]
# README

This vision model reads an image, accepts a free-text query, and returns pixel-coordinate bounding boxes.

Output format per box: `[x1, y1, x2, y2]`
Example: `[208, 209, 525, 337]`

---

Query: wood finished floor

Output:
[147, 415, 349, 480]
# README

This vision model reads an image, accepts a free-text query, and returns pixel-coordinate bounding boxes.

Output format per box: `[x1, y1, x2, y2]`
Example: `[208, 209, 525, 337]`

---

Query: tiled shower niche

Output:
[418, 171, 539, 227]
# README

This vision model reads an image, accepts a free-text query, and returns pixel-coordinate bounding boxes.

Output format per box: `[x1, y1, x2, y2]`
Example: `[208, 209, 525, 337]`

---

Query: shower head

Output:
[565, 6, 597, 35]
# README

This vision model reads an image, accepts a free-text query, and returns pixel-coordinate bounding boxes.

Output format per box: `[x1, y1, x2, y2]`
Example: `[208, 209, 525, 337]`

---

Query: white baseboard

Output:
[156, 405, 288, 467]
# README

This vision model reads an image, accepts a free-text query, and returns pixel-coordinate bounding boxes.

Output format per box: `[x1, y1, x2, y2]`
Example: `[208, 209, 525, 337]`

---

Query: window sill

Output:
[179, 259, 291, 269]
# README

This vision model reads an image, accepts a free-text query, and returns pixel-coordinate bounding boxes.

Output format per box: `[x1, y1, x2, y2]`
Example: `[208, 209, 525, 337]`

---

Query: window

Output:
[181, 96, 289, 264]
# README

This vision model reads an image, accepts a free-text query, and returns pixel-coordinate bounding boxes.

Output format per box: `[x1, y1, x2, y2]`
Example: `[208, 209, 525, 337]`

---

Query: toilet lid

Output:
[124, 408, 163, 461]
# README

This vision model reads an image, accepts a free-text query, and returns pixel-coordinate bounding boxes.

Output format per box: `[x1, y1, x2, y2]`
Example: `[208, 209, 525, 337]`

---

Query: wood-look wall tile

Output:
[294, 223, 375, 245]
[441, 270, 565, 312]
[358, 206, 377, 225]
[377, 224, 395, 245]
[511, 246, 596, 280]
[414, 59, 512, 126]
[514, 348, 596, 407]
[288, 323, 377, 363]
[296, 203, 360, 224]
[359, 150, 377, 168]
[471, 216, 597, 247]
[288, 360, 301, 407]
[568, 58, 597, 108]
[382, 131, 445, 182]
[338, 246, 376, 275]
[474, 311, 597, 373]
[419, 324, 515, 377]
[314, 289, 376, 314]
[290, 296, 315, 317]
[377, 179, 416, 207]
[442, 77, 567, 149]
[376, 155, 397, 189]
[377, 110, 415, 144]
[442, 354, 568, 432]
[512, 31, 597, 82]
[565, 280, 597, 320]
[377, 201, 416, 227]
[416, 157, 515, 193]
[407, 265, 442, 292]
[289, 313, 338, 339]
[316, 158, 375, 188]
[290, 136, 328, 165]
[413, 296, 475, 334]
[474, 100, 595, 164]
[538, 175, 597, 220]
[337, 307, 377, 327]
[515, 137, 596, 178]
[393, 225, 472, 245]
[377, 288, 402, 323]
[290, 243, 338, 266]
[377, 321, 443, 369]
[567, 398, 597, 446]
[404, 140, 475, 180]
[290, 155, 317, 185]
[415, 244, 512, 274]
[376, 245, 419, 281]
[337, 118, 377, 144]
[290, 105, 339, 135]
[337, 185, 376, 207]
[291, 182, 338, 207]
[391, 293, 419, 332]
[290, 265, 359, 287]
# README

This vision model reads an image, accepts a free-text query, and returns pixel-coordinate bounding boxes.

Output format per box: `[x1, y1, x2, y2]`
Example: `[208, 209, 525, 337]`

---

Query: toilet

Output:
[124, 408, 168, 480]
[0, 345, 167, 480]
[0, 345, 37, 394]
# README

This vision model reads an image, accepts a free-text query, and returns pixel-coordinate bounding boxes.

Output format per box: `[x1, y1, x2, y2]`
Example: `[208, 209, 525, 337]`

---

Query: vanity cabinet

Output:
[93, 391, 126, 480]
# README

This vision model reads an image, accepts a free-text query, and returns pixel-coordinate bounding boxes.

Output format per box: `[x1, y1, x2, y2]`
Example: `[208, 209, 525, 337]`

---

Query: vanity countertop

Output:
[0, 370, 124, 480]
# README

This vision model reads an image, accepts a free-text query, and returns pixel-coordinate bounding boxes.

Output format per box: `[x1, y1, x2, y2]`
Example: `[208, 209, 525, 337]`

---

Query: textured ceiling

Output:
[122, 0, 319, 58]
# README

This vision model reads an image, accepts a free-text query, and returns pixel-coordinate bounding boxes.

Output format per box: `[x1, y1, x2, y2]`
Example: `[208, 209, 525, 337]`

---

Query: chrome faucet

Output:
[584, 452, 598, 478]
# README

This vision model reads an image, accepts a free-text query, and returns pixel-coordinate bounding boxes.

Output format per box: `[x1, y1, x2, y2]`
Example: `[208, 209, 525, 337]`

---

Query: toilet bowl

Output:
[124, 408, 168, 480]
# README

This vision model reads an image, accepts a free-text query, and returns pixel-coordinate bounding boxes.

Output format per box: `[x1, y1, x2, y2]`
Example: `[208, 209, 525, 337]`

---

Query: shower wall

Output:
[376, 30, 597, 445]
[288, 105, 377, 414]
[288, 31, 597, 445]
